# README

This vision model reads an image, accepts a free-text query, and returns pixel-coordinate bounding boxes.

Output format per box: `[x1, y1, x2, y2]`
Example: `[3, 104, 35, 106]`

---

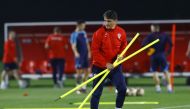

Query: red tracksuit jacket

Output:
[91, 26, 127, 68]
[3, 39, 17, 63]
[45, 34, 67, 59]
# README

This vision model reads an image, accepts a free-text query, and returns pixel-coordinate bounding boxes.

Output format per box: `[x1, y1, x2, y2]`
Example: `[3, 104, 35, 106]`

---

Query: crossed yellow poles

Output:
[55, 33, 160, 109]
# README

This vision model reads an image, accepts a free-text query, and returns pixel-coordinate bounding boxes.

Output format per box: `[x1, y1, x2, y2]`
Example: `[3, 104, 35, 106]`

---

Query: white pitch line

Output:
[73, 101, 159, 105]
[153, 105, 190, 109]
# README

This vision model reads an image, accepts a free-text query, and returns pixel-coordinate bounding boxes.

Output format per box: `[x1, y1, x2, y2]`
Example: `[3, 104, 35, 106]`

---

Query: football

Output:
[136, 88, 145, 96]
[126, 87, 145, 96]
[126, 88, 137, 96]
[130, 88, 138, 96]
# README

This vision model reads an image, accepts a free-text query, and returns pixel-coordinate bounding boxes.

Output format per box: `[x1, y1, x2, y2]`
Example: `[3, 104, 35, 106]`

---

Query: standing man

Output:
[0, 31, 26, 89]
[45, 27, 67, 88]
[142, 24, 173, 93]
[70, 20, 91, 94]
[90, 10, 127, 109]
[186, 40, 190, 58]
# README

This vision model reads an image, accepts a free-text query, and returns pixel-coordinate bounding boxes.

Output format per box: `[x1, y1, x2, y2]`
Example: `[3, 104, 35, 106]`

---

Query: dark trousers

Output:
[50, 59, 65, 84]
[90, 65, 127, 109]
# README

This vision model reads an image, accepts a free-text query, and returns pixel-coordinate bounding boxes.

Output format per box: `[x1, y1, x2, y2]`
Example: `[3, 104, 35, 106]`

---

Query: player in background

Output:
[45, 27, 68, 88]
[0, 31, 26, 89]
[186, 40, 190, 58]
[70, 20, 91, 94]
[90, 10, 127, 109]
[142, 24, 173, 93]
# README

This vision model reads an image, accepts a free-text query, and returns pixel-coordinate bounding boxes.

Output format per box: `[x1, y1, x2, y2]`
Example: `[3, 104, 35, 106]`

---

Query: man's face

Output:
[9, 31, 16, 40]
[78, 23, 86, 30]
[104, 17, 117, 29]
[151, 25, 159, 32]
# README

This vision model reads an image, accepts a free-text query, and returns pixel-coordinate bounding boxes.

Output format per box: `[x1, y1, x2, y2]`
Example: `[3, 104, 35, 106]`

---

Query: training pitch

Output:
[0, 78, 190, 109]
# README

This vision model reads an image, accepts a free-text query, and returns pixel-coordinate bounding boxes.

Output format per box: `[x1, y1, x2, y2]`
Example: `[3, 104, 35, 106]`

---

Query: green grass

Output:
[0, 78, 190, 109]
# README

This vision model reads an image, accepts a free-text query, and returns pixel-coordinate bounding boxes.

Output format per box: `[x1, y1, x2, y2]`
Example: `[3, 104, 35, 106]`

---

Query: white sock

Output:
[5, 75, 9, 86]
[18, 80, 26, 88]
[115, 89, 118, 94]
[115, 108, 122, 109]
[82, 85, 86, 90]
[156, 85, 161, 91]
[167, 84, 172, 91]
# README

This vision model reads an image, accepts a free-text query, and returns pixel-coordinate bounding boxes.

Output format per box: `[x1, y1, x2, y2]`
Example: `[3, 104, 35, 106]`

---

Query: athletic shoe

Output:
[0, 81, 8, 90]
[155, 85, 162, 93]
[76, 90, 81, 95]
[167, 85, 173, 93]
[80, 88, 87, 93]
[57, 81, 63, 88]
[18, 80, 27, 89]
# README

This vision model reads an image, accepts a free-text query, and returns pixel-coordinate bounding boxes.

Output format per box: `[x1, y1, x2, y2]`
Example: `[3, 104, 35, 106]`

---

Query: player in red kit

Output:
[0, 31, 26, 89]
[45, 27, 68, 88]
[90, 10, 127, 109]
[186, 41, 190, 58]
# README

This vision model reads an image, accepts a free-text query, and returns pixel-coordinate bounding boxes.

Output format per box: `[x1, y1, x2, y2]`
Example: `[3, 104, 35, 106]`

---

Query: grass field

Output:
[0, 78, 190, 109]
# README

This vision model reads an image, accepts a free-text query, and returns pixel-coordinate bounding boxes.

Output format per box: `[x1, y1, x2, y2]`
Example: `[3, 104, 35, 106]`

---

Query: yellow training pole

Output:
[55, 33, 139, 101]
[78, 33, 140, 109]
[78, 39, 159, 109]
[119, 33, 140, 58]
[115, 39, 159, 67]
[55, 69, 108, 101]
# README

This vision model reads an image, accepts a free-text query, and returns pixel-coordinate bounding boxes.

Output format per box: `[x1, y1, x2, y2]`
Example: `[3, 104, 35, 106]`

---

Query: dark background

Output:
[0, 0, 190, 58]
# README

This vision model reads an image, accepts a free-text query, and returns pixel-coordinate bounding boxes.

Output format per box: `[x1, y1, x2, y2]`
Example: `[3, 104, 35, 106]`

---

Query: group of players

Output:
[0, 20, 91, 93]
[1, 10, 190, 109]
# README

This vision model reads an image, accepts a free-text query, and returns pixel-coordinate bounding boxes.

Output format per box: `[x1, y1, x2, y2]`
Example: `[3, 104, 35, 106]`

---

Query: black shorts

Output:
[4, 63, 18, 71]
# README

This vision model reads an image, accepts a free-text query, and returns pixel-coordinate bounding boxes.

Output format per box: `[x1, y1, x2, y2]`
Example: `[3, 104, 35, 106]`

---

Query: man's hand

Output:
[14, 58, 21, 66]
[106, 63, 114, 70]
[88, 52, 91, 59]
[75, 53, 80, 58]
[14, 57, 18, 63]
[186, 51, 190, 58]
[44, 43, 49, 49]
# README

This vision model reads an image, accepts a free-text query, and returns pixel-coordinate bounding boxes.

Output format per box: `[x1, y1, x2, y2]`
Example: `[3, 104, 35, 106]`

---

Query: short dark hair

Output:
[151, 24, 160, 29]
[151, 24, 159, 27]
[77, 20, 86, 25]
[8, 30, 14, 34]
[103, 10, 118, 20]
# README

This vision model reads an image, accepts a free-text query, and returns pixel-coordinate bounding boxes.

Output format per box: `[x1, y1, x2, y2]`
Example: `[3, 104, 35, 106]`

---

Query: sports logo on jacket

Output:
[117, 33, 121, 39]
[104, 32, 108, 37]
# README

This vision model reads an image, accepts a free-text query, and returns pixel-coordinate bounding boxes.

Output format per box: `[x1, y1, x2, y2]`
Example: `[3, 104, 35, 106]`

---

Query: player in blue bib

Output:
[70, 20, 91, 94]
[142, 24, 173, 93]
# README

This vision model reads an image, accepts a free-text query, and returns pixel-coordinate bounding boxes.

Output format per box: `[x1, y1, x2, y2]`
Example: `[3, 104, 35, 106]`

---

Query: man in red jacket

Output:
[45, 27, 67, 88]
[0, 31, 26, 89]
[90, 10, 127, 109]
